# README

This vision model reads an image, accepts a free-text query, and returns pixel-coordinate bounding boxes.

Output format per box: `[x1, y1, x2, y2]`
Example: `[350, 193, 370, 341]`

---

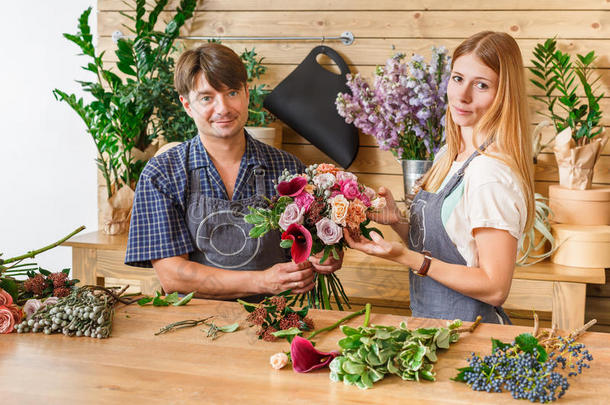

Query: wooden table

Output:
[1, 299, 609, 404]
[62, 231, 606, 332]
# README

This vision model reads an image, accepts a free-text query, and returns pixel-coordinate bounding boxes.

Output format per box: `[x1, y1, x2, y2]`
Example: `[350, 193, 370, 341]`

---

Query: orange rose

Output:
[316, 163, 339, 175]
[346, 198, 367, 229]
[330, 194, 349, 226]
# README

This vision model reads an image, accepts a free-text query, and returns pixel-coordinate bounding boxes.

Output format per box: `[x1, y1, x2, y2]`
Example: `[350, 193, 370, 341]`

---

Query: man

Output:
[125, 43, 342, 300]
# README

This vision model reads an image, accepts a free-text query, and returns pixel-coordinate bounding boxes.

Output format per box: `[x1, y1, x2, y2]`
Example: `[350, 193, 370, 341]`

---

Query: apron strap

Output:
[441, 138, 494, 196]
[253, 166, 266, 197]
[189, 168, 202, 196]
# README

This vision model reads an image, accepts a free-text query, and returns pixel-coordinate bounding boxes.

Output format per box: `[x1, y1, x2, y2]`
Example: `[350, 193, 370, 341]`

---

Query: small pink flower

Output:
[359, 192, 371, 207]
[363, 186, 376, 200]
[290, 336, 339, 373]
[277, 176, 308, 197]
[340, 180, 361, 200]
[336, 171, 358, 183]
[294, 191, 315, 212]
[0, 288, 13, 306]
[270, 352, 290, 370]
[23, 299, 43, 320]
[313, 173, 336, 190]
[42, 296, 59, 308]
[281, 224, 313, 264]
[0, 306, 16, 334]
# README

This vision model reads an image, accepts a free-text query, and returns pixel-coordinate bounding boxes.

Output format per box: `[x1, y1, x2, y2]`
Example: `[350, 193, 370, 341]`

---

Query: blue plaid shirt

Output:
[125, 131, 305, 268]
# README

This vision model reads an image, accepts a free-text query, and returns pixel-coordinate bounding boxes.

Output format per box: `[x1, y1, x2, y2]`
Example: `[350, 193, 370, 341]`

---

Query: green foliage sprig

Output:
[137, 291, 194, 306]
[241, 48, 275, 127]
[529, 38, 604, 145]
[330, 317, 480, 389]
[53, 1, 197, 198]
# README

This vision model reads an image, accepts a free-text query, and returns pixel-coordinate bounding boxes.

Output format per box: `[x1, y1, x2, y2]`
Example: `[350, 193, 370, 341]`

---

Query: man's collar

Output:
[187, 130, 267, 171]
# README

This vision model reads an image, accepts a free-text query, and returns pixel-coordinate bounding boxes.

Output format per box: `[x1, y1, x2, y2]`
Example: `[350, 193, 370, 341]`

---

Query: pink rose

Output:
[42, 296, 59, 308]
[315, 217, 343, 245]
[336, 171, 358, 183]
[294, 192, 315, 212]
[0, 306, 16, 334]
[23, 299, 43, 320]
[278, 203, 304, 231]
[0, 288, 13, 306]
[270, 352, 289, 370]
[340, 180, 361, 200]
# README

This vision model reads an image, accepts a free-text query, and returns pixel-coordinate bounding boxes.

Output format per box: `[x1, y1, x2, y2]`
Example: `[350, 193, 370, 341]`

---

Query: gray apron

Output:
[186, 165, 285, 301]
[408, 146, 511, 324]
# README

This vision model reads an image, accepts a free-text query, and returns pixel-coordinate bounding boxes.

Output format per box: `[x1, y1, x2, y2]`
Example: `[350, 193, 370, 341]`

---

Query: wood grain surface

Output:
[1, 299, 609, 404]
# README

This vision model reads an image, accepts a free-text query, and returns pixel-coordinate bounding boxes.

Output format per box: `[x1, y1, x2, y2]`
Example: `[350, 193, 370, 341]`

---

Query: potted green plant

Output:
[529, 38, 607, 190]
[53, 0, 197, 235]
[240, 48, 281, 149]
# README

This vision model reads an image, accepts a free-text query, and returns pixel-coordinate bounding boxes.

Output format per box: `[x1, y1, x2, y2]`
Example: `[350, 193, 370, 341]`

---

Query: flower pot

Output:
[246, 126, 283, 150]
[400, 159, 433, 199]
[100, 185, 134, 235]
[549, 185, 610, 225]
[550, 224, 610, 268]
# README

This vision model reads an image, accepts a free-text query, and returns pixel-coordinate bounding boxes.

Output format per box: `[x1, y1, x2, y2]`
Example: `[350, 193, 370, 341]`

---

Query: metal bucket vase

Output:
[400, 159, 433, 199]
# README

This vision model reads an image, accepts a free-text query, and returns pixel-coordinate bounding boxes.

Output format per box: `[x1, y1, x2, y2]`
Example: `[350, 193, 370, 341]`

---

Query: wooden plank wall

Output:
[97, 0, 610, 329]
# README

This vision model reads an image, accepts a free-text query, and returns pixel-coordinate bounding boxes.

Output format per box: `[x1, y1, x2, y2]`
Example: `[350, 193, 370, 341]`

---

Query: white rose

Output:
[312, 173, 336, 190]
[371, 197, 387, 210]
[330, 194, 349, 226]
[336, 171, 358, 183]
[278, 203, 304, 231]
[270, 352, 289, 370]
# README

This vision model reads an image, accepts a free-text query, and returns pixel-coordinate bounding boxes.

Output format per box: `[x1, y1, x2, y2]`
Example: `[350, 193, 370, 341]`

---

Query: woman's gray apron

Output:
[186, 166, 285, 301]
[408, 146, 511, 324]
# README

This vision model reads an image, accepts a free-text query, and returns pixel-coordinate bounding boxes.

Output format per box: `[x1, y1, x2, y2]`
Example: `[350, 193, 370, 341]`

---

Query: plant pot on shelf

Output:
[100, 185, 134, 235]
[553, 127, 608, 190]
[400, 159, 433, 200]
[549, 185, 610, 225]
[550, 224, 610, 268]
[246, 126, 283, 150]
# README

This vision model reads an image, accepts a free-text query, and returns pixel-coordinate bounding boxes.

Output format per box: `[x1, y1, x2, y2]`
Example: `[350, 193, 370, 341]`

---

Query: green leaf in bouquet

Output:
[39, 268, 52, 276]
[244, 213, 266, 225]
[153, 296, 170, 306]
[340, 325, 360, 336]
[249, 224, 269, 238]
[61, 268, 71, 275]
[0, 278, 19, 302]
[342, 360, 366, 375]
[272, 327, 303, 342]
[331, 246, 340, 260]
[339, 335, 363, 350]
[280, 239, 294, 249]
[319, 246, 331, 264]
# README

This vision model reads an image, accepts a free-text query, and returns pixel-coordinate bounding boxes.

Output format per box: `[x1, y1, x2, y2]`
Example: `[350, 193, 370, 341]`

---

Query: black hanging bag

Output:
[263, 45, 359, 168]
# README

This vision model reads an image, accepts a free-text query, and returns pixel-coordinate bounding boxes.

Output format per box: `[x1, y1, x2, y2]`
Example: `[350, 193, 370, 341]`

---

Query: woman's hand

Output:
[308, 248, 344, 274]
[343, 228, 407, 262]
[367, 187, 403, 225]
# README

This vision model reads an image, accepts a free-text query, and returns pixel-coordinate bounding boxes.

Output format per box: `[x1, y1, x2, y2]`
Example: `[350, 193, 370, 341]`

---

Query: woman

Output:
[345, 31, 535, 324]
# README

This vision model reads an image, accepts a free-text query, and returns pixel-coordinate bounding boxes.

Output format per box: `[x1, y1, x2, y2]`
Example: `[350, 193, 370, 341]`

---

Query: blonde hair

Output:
[420, 31, 535, 232]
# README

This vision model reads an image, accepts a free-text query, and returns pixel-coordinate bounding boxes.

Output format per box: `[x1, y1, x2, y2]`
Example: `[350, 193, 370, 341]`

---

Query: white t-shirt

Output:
[434, 146, 527, 267]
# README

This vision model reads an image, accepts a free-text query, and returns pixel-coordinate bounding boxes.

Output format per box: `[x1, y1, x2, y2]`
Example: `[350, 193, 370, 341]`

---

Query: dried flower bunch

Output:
[336, 47, 451, 160]
[239, 293, 314, 342]
[245, 163, 386, 310]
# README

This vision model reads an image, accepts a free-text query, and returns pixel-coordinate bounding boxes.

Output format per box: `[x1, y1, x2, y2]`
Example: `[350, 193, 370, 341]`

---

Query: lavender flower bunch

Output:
[336, 47, 451, 160]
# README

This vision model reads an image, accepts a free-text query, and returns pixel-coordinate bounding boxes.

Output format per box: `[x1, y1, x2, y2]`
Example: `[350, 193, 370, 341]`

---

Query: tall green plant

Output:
[240, 48, 275, 127]
[53, 0, 197, 198]
[529, 38, 604, 145]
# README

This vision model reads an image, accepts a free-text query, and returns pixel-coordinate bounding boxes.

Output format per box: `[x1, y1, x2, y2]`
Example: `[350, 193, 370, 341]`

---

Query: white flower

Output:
[278, 203, 304, 231]
[371, 197, 387, 210]
[270, 352, 289, 370]
[312, 173, 336, 190]
[315, 217, 343, 245]
[330, 195, 349, 226]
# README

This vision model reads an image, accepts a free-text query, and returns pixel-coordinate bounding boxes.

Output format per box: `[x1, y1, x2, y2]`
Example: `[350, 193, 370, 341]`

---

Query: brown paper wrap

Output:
[101, 185, 135, 235]
[553, 127, 608, 190]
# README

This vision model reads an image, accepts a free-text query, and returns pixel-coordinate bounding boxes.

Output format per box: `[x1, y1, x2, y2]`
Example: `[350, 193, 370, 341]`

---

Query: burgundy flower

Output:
[281, 224, 313, 264]
[277, 176, 308, 197]
[290, 336, 339, 373]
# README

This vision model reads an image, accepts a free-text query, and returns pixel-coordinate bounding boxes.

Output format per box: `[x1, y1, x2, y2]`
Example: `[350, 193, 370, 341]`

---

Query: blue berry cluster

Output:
[455, 333, 593, 403]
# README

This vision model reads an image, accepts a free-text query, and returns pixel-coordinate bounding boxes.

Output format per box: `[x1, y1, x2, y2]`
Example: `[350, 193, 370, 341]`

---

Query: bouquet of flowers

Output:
[336, 47, 451, 160]
[245, 163, 386, 310]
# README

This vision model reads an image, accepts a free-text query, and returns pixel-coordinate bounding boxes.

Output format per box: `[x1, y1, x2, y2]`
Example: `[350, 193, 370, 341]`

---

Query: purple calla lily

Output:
[290, 335, 339, 373]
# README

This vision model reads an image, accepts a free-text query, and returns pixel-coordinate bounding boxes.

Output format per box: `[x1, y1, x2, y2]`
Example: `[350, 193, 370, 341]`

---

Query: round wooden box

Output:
[550, 224, 610, 268]
[549, 185, 610, 225]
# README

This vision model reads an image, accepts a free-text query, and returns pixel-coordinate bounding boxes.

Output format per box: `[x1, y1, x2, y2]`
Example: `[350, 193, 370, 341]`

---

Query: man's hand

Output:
[308, 248, 344, 274]
[260, 261, 315, 295]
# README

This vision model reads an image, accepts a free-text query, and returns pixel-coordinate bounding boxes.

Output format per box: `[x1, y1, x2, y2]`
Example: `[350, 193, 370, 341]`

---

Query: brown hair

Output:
[174, 43, 247, 98]
[420, 31, 535, 232]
